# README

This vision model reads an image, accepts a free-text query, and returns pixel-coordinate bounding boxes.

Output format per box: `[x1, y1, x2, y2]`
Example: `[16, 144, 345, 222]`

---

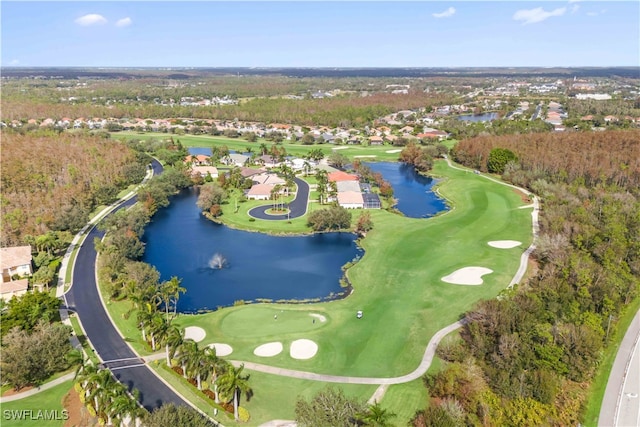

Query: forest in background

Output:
[0, 132, 147, 246]
[411, 130, 640, 426]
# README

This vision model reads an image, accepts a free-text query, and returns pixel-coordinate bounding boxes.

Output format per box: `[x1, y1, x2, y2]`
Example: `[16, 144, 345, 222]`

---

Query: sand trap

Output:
[385, 149, 402, 153]
[184, 326, 206, 342]
[290, 339, 318, 360]
[353, 155, 377, 158]
[207, 343, 233, 356]
[441, 267, 493, 285]
[332, 146, 350, 150]
[488, 240, 522, 249]
[309, 313, 327, 323]
[254, 342, 283, 357]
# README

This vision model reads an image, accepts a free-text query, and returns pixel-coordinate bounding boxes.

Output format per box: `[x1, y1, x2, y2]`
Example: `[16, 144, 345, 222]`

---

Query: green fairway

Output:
[97, 149, 533, 423]
[172, 159, 532, 379]
[113, 131, 419, 162]
[0, 380, 72, 427]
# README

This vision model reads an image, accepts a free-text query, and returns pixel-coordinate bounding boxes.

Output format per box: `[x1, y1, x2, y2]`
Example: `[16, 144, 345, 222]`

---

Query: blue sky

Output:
[2, 1, 638, 67]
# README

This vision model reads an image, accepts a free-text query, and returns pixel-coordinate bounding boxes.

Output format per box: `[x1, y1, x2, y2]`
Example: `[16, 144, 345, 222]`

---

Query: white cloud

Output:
[513, 7, 566, 25]
[432, 7, 456, 19]
[75, 14, 107, 26]
[115, 17, 132, 27]
[9, 59, 20, 66]
[587, 11, 597, 16]
[571, 4, 580, 14]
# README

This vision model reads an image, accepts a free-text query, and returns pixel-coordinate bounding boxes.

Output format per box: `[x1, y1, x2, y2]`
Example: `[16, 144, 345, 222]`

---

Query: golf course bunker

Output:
[290, 339, 318, 360]
[385, 149, 402, 153]
[353, 155, 377, 158]
[184, 326, 206, 342]
[488, 240, 522, 249]
[254, 342, 283, 357]
[441, 267, 494, 285]
[207, 343, 233, 356]
[309, 313, 327, 322]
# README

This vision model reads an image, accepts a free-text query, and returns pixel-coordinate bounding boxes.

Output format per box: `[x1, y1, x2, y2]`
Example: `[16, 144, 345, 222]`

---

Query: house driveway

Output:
[248, 177, 309, 220]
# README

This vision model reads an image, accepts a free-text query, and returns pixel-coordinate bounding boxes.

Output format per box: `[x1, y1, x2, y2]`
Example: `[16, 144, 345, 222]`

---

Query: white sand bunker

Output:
[184, 326, 206, 342]
[332, 146, 350, 150]
[353, 155, 377, 158]
[441, 267, 494, 285]
[488, 240, 522, 249]
[290, 339, 318, 360]
[310, 313, 327, 322]
[254, 342, 283, 357]
[385, 149, 402, 153]
[207, 343, 233, 356]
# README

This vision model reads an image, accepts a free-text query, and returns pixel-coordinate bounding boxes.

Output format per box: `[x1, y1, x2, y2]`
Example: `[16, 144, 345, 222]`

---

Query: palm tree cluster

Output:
[132, 279, 252, 422]
[163, 331, 252, 422]
[75, 362, 142, 427]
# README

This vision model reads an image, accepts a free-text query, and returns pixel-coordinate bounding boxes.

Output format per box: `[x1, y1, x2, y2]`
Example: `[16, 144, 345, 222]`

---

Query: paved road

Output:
[600, 309, 640, 427]
[248, 177, 309, 220]
[64, 159, 190, 412]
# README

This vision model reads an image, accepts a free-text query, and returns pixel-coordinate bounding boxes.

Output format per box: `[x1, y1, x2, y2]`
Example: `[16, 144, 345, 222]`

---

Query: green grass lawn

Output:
[113, 131, 434, 163]
[172, 160, 531, 378]
[98, 152, 532, 423]
[0, 380, 72, 427]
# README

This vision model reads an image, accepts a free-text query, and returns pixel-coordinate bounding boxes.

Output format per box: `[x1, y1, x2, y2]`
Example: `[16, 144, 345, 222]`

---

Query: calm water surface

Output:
[366, 162, 448, 218]
[456, 112, 498, 122]
[143, 188, 361, 312]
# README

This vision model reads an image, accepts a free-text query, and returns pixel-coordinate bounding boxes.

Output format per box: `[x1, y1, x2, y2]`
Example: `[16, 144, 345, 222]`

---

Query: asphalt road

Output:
[600, 309, 640, 427]
[248, 177, 309, 220]
[65, 159, 190, 411]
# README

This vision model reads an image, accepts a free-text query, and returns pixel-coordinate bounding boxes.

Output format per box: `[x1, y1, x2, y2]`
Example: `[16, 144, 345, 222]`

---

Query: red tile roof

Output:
[328, 171, 359, 182]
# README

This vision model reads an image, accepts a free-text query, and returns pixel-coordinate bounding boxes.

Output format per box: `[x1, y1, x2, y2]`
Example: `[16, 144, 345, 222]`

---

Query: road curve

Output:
[64, 159, 190, 411]
[248, 177, 309, 220]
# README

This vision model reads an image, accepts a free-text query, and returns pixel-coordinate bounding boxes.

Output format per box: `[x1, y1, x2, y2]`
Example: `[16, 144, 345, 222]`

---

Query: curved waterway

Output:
[365, 162, 448, 218]
[142, 188, 362, 312]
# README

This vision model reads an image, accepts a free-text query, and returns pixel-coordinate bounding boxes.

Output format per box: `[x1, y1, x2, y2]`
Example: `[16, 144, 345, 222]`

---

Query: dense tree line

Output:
[415, 130, 640, 425]
[1, 131, 147, 246]
[452, 130, 640, 188]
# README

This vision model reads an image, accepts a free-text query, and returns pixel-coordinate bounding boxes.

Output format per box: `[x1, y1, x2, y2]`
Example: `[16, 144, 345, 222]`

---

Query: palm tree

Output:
[164, 325, 184, 367]
[136, 302, 156, 343]
[87, 369, 116, 420]
[218, 363, 252, 421]
[358, 401, 397, 427]
[202, 346, 228, 403]
[155, 277, 185, 322]
[185, 343, 207, 390]
[148, 313, 167, 351]
[108, 385, 141, 427]
[178, 339, 198, 380]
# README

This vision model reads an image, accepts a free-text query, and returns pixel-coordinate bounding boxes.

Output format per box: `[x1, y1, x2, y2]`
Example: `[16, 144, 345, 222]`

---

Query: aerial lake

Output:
[143, 158, 447, 312]
[456, 112, 498, 122]
[142, 188, 362, 312]
[365, 162, 448, 218]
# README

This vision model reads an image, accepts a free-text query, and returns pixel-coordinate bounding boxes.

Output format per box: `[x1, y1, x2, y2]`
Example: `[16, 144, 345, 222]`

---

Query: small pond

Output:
[365, 162, 448, 218]
[456, 112, 498, 122]
[142, 188, 362, 312]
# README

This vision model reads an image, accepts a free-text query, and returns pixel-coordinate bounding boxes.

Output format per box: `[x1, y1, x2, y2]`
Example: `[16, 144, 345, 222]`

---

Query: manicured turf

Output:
[98, 147, 533, 423]
[114, 131, 412, 162]
[0, 380, 72, 427]
[173, 160, 532, 379]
